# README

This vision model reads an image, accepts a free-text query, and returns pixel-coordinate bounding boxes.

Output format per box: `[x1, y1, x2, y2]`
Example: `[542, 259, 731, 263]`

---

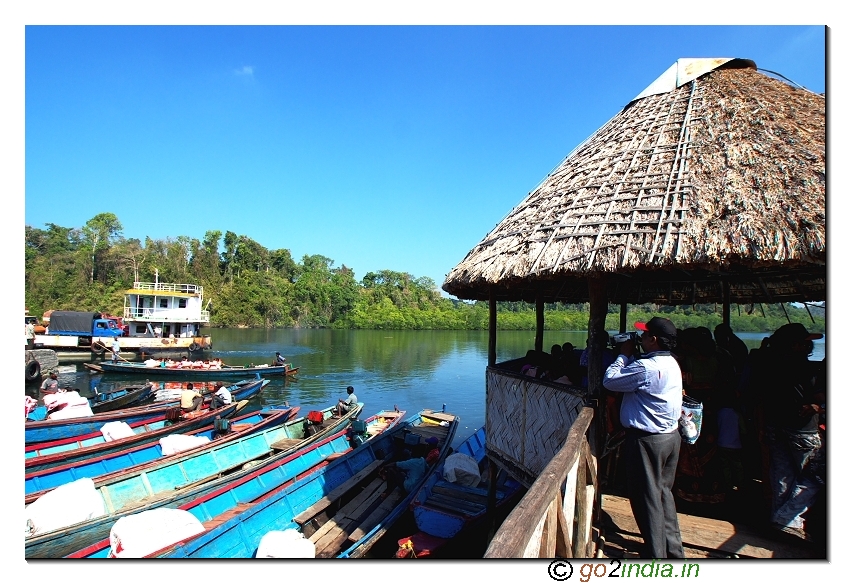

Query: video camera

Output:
[609, 331, 640, 348]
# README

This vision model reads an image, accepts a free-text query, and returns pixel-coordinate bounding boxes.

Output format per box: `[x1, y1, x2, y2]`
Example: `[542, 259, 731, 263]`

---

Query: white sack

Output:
[47, 402, 94, 420]
[44, 391, 88, 411]
[256, 529, 316, 558]
[109, 508, 205, 558]
[100, 421, 136, 441]
[443, 453, 482, 488]
[25, 477, 106, 538]
[159, 433, 211, 456]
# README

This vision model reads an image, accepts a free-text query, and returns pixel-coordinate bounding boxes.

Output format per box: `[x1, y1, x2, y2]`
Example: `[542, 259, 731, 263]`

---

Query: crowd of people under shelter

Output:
[517, 318, 826, 555]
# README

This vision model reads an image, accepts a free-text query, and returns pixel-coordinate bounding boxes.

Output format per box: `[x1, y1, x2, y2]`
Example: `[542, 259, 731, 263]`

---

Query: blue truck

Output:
[34, 311, 123, 353]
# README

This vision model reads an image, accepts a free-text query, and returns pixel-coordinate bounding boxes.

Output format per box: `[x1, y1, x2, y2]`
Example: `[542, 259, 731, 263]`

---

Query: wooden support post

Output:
[535, 293, 544, 354]
[587, 275, 608, 399]
[722, 280, 731, 326]
[572, 436, 588, 558]
[486, 458, 498, 542]
[489, 287, 497, 367]
[619, 301, 627, 333]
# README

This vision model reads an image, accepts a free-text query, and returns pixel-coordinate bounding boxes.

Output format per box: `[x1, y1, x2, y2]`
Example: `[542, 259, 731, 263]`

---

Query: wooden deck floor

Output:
[599, 494, 826, 559]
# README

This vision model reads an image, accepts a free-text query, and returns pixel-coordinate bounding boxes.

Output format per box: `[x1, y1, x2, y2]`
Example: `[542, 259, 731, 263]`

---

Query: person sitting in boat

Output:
[40, 372, 59, 393]
[379, 449, 428, 498]
[208, 358, 222, 370]
[334, 386, 357, 418]
[176, 356, 190, 369]
[180, 382, 203, 414]
[274, 352, 287, 366]
[209, 381, 232, 411]
[144, 358, 160, 367]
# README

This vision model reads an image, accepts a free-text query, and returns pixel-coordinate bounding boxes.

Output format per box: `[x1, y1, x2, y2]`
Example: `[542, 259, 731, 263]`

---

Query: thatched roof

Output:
[443, 59, 825, 305]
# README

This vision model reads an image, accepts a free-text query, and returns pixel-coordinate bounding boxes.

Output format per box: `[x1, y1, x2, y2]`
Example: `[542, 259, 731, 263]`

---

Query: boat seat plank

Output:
[426, 492, 486, 514]
[269, 438, 303, 451]
[309, 476, 388, 554]
[347, 489, 404, 543]
[422, 498, 482, 516]
[431, 484, 496, 505]
[421, 411, 456, 423]
[294, 459, 384, 525]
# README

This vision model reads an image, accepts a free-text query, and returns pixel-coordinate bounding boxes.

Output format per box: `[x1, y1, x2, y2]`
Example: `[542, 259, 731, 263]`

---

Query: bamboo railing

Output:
[484, 405, 598, 558]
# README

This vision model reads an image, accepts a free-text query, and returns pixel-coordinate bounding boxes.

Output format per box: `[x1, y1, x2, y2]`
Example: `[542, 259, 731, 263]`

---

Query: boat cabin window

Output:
[178, 299, 187, 308]
[135, 325, 147, 334]
[159, 299, 169, 308]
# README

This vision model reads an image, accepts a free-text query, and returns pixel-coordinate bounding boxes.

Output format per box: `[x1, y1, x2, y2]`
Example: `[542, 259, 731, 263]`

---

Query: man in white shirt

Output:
[210, 381, 232, 410]
[603, 316, 684, 559]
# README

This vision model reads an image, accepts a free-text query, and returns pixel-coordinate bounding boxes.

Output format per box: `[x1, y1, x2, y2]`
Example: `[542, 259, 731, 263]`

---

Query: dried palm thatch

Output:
[443, 59, 825, 305]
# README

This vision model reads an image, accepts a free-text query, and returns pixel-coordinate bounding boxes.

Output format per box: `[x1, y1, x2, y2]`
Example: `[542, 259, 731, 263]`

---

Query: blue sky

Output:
[19, 23, 826, 297]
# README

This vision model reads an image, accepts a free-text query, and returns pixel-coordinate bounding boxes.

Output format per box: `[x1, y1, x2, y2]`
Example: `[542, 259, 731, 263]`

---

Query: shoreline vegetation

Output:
[26, 213, 824, 334]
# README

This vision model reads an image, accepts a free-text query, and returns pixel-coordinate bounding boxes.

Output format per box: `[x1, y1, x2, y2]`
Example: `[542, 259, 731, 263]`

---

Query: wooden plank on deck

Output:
[601, 494, 824, 559]
[347, 489, 403, 543]
[293, 459, 383, 525]
[269, 438, 303, 451]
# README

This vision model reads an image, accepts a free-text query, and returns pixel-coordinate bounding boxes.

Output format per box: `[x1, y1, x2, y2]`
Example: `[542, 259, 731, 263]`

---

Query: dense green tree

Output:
[24, 214, 825, 334]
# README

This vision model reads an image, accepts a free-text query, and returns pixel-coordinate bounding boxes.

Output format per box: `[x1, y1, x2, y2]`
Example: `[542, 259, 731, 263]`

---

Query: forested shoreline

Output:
[25, 213, 825, 334]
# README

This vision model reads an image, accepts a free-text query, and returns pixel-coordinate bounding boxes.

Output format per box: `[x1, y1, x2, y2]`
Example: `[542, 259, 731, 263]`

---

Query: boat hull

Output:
[25, 402, 296, 500]
[27, 406, 388, 558]
[90, 362, 298, 378]
[24, 377, 266, 445]
[149, 409, 457, 559]
[408, 426, 524, 543]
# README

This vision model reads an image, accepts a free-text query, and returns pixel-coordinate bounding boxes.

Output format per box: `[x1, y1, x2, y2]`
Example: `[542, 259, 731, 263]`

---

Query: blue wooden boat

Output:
[395, 426, 525, 557]
[26, 400, 251, 474]
[26, 397, 261, 472]
[87, 360, 298, 378]
[24, 377, 266, 445]
[26, 404, 391, 559]
[112, 408, 458, 559]
[25, 402, 300, 502]
[89, 384, 156, 413]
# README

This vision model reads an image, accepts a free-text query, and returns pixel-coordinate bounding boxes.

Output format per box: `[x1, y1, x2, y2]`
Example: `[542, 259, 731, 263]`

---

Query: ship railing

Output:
[484, 405, 598, 558]
[123, 308, 210, 323]
[132, 282, 203, 295]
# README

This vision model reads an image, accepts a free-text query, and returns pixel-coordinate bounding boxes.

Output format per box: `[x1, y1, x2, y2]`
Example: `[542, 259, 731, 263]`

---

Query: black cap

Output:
[635, 317, 677, 339]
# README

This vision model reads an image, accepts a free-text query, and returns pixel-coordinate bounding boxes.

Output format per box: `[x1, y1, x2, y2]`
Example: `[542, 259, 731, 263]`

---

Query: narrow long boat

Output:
[24, 377, 266, 445]
[26, 404, 394, 558]
[25, 403, 300, 501]
[27, 399, 251, 473]
[394, 425, 525, 558]
[86, 360, 299, 378]
[66, 407, 409, 558]
[113, 409, 458, 559]
[89, 384, 156, 413]
[26, 385, 269, 472]
[27, 385, 156, 421]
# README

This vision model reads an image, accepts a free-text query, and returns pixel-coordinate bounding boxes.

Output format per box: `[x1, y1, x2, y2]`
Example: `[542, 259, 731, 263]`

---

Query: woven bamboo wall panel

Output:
[486, 368, 586, 479]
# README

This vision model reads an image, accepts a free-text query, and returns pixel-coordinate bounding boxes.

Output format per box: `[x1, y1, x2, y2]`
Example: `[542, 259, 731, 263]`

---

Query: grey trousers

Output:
[625, 428, 685, 559]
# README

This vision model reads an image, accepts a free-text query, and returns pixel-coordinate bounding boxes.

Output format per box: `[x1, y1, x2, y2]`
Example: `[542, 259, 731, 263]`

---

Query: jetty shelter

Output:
[442, 58, 825, 557]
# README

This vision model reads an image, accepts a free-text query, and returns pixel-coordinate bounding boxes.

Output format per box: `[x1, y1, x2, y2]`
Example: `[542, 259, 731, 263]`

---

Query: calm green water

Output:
[31, 328, 824, 448]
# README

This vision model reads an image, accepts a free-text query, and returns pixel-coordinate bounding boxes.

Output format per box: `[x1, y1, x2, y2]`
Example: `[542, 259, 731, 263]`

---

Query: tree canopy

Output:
[25, 215, 824, 334]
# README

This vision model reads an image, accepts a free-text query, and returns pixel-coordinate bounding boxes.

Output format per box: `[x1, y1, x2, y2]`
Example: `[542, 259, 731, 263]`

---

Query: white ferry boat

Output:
[33, 279, 213, 360]
[121, 280, 213, 358]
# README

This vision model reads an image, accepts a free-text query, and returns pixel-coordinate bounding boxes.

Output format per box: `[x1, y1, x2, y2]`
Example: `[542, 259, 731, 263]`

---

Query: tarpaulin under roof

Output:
[443, 58, 825, 305]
